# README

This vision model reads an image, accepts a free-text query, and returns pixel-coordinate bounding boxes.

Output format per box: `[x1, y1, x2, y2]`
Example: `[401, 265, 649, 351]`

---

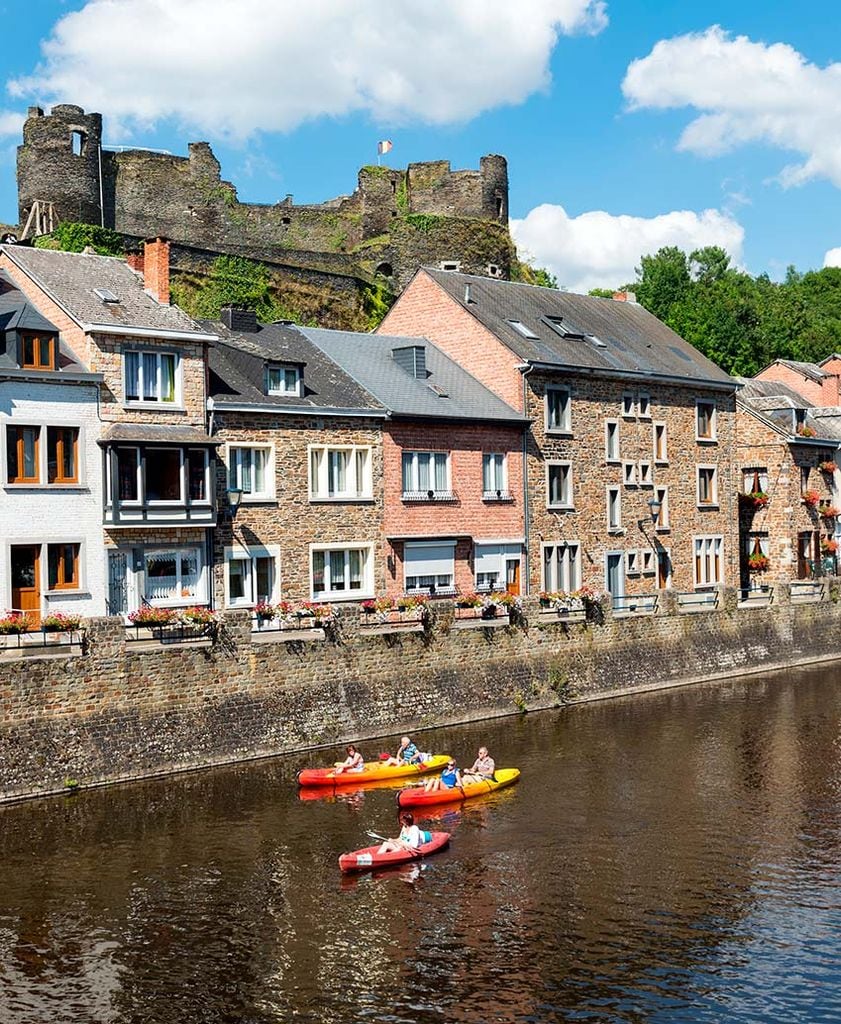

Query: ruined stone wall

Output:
[1, 586, 841, 803]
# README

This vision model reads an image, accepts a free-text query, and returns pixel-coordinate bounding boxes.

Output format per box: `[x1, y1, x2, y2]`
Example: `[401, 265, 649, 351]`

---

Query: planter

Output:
[455, 606, 481, 619]
[255, 616, 277, 630]
[283, 617, 317, 630]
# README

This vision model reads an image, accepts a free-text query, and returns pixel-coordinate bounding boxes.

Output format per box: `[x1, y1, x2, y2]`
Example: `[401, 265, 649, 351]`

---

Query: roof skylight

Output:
[94, 287, 120, 303]
[506, 319, 539, 340]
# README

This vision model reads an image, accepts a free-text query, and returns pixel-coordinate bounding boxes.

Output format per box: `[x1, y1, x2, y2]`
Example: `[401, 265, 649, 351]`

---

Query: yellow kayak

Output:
[297, 754, 450, 787]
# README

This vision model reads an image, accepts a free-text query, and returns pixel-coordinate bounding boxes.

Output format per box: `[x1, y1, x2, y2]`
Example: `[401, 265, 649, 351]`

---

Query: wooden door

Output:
[797, 532, 814, 579]
[657, 549, 672, 589]
[505, 558, 520, 596]
[11, 545, 40, 623]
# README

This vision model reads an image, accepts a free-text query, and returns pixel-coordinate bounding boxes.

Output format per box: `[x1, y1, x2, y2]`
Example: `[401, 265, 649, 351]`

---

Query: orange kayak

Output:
[397, 768, 520, 807]
[297, 754, 449, 788]
[338, 831, 450, 872]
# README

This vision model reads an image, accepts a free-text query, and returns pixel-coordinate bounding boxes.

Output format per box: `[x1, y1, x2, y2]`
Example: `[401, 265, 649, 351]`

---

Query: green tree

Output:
[633, 247, 691, 322]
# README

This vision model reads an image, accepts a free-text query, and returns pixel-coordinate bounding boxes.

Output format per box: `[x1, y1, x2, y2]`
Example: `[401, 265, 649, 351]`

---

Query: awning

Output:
[98, 423, 220, 446]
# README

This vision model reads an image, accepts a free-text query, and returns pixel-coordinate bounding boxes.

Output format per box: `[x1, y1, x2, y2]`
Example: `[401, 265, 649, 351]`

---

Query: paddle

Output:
[364, 829, 424, 858]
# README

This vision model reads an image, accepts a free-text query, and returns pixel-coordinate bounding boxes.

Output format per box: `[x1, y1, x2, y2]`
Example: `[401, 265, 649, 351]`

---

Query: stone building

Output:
[16, 104, 513, 298]
[0, 273, 106, 620]
[380, 268, 740, 599]
[0, 239, 220, 616]
[736, 378, 841, 585]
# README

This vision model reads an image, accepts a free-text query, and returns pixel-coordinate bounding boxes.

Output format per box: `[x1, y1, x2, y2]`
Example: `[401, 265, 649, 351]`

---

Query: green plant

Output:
[395, 175, 409, 215]
[41, 612, 82, 632]
[512, 690, 528, 714]
[34, 222, 125, 257]
[404, 213, 444, 233]
[128, 606, 177, 627]
[63, 777, 80, 790]
[548, 668, 577, 705]
[0, 611, 33, 634]
[361, 280, 393, 329]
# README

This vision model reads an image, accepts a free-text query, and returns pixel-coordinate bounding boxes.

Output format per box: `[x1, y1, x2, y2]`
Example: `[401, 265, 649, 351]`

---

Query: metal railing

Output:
[738, 585, 774, 607]
[676, 590, 720, 612]
[250, 615, 327, 634]
[789, 580, 825, 602]
[0, 627, 85, 652]
[612, 593, 659, 615]
[401, 490, 458, 503]
[125, 621, 214, 644]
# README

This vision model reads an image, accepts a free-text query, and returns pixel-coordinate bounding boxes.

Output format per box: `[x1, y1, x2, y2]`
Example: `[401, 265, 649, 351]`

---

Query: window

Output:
[482, 453, 507, 497]
[638, 460, 653, 487]
[124, 350, 178, 404]
[402, 451, 450, 497]
[229, 446, 272, 500]
[145, 547, 203, 605]
[312, 545, 372, 600]
[697, 466, 718, 506]
[622, 392, 635, 418]
[605, 420, 620, 463]
[310, 446, 372, 500]
[226, 547, 278, 608]
[187, 448, 209, 502]
[475, 543, 521, 592]
[267, 364, 301, 396]
[641, 549, 655, 575]
[117, 447, 140, 502]
[626, 550, 640, 576]
[47, 427, 79, 484]
[6, 426, 39, 483]
[746, 533, 770, 558]
[607, 486, 622, 531]
[21, 333, 56, 371]
[696, 400, 717, 441]
[48, 543, 80, 590]
[542, 542, 581, 593]
[653, 422, 668, 463]
[506, 319, 539, 339]
[800, 466, 810, 495]
[654, 486, 669, 530]
[146, 448, 182, 502]
[694, 536, 723, 587]
[404, 541, 455, 595]
[638, 393, 651, 419]
[545, 388, 571, 433]
[743, 468, 769, 494]
[546, 462, 573, 508]
[622, 461, 637, 486]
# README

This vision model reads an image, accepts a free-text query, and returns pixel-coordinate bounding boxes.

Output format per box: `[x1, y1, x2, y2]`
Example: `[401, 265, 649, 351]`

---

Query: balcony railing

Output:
[676, 590, 720, 613]
[401, 489, 458, 503]
[482, 490, 514, 502]
[612, 593, 659, 615]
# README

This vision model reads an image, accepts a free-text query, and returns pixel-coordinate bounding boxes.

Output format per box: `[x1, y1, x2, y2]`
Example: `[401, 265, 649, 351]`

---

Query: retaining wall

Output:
[1, 584, 839, 802]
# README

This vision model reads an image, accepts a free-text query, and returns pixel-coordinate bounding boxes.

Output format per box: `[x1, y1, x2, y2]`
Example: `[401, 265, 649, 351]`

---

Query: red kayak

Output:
[338, 831, 450, 872]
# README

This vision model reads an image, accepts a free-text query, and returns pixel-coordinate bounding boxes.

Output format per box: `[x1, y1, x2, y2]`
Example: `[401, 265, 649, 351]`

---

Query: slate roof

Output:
[422, 268, 736, 388]
[736, 377, 836, 441]
[100, 423, 217, 445]
[0, 245, 211, 336]
[299, 326, 526, 423]
[735, 376, 812, 408]
[758, 358, 827, 382]
[0, 270, 90, 373]
[202, 319, 384, 413]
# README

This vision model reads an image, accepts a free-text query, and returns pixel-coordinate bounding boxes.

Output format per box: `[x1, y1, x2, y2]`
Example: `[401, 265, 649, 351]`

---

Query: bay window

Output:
[311, 545, 372, 600]
[310, 445, 372, 500]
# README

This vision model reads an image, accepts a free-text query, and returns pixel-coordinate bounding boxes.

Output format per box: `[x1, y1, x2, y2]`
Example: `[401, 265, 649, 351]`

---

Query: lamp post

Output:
[226, 487, 243, 519]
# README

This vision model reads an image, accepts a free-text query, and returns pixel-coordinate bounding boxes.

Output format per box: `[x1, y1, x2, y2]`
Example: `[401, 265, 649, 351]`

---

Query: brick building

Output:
[381, 269, 740, 599]
[754, 356, 841, 407]
[0, 240, 220, 616]
[736, 378, 841, 585]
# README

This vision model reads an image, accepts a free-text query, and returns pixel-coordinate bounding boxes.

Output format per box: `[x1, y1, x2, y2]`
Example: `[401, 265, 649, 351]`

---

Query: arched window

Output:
[70, 130, 87, 157]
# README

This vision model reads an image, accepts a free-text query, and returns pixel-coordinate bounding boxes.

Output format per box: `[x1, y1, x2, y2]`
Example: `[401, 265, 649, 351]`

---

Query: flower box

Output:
[747, 554, 770, 572]
[820, 460, 838, 474]
[820, 506, 840, 520]
[802, 489, 821, 507]
[739, 491, 769, 511]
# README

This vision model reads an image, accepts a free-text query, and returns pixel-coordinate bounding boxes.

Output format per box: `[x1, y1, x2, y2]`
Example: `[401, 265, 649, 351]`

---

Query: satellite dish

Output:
[1, 233, 18, 245]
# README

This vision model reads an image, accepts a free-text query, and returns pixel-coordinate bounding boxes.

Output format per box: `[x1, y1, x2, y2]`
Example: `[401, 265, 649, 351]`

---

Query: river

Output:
[1, 665, 840, 1023]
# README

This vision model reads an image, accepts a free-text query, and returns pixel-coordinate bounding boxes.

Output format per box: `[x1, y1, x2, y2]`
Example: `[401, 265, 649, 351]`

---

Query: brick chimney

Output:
[143, 237, 170, 305]
[612, 290, 637, 303]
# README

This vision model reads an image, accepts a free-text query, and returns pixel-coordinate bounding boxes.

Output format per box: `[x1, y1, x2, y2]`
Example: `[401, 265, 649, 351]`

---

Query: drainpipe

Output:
[518, 363, 535, 595]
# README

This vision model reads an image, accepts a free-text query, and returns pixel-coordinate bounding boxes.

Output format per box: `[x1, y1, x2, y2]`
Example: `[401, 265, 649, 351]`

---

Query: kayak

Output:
[338, 831, 450, 872]
[396, 767, 520, 807]
[297, 754, 449, 788]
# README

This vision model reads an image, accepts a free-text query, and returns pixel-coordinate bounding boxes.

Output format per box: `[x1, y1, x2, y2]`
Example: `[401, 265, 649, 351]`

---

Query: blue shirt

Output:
[441, 768, 459, 788]
[402, 742, 419, 762]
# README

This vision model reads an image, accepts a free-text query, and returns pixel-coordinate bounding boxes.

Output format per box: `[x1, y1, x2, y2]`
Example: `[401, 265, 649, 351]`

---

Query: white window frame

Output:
[696, 399, 717, 442]
[266, 363, 302, 397]
[605, 419, 620, 463]
[3, 421, 86, 488]
[745, 533, 770, 558]
[626, 550, 640, 576]
[622, 460, 637, 486]
[143, 545, 207, 607]
[654, 485, 669, 531]
[474, 542, 521, 593]
[607, 485, 622, 532]
[227, 444, 275, 501]
[403, 540, 456, 595]
[546, 461, 573, 509]
[638, 392, 651, 419]
[694, 535, 723, 588]
[309, 445, 373, 501]
[621, 392, 636, 418]
[541, 541, 581, 593]
[310, 542, 374, 602]
[697, 464, 719, 507]
[224, 545, 280, 608]
[123, 348, 181, 406]
[653, 422, 668, 464]
[401, 450, 451, 497]
[482, 453, 507, 498]
[638, 460, 653, 487]
[144, 447, 185, 505]
[545, 386, 571, 434]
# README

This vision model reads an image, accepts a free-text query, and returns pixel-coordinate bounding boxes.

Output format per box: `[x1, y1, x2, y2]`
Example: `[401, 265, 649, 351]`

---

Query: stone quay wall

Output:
[1, 583, 840, 803]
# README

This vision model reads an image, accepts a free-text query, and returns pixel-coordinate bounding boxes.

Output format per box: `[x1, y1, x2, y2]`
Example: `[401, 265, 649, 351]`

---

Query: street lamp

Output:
[639, 496, 661, 528]
[226, 487, 243, 518]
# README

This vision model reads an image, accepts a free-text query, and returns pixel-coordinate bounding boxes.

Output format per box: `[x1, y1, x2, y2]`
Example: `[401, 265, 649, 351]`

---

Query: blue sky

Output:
[1, 0, 840, 292]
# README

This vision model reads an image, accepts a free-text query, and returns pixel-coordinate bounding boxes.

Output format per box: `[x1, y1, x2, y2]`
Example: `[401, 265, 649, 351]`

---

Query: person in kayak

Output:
[383, 736, 423, 766]
[334, 744, 364, 774]
[461, 746, 495, 783]
[377, 811, 424, 854]
[424, 759, 462, 793]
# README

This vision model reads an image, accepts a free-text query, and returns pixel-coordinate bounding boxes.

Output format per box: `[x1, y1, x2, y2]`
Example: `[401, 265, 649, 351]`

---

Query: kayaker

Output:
[377, 811, 424, 854]
[424, 759, 462, 793]
[334, 744, 364, 774]
[461, 746, 495, 783]
[383, 736, 422, 766]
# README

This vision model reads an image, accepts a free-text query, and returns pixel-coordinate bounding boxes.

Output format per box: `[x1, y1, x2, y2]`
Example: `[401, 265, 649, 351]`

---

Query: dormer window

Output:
[21, 333, 56, 371]
[267, 363, 301, 396]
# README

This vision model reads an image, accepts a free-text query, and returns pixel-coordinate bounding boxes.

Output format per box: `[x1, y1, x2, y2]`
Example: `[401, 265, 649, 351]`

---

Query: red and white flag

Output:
[377, 140, 393, 155]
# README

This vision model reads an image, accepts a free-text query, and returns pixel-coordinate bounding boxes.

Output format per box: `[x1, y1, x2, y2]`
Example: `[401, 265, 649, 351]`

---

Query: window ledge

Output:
[544, 429, 573, 438]
[697, 504, 720, 511]
[240, 496, 278, 505]
[309, 497, 376, 504]
[607, 527, 626, 535]
[123, 403, 187, 413]
[655, 526, 671, 534]
[547, 504, 575, 512]
[5, 484, 89, 491]
[482, 492, 515, 503]
[401, 491, 458, 503]
[695, 437, 718, 444]
[655, 459, 669, 466]
[46, 589, 91, 597]
[605, 458, 621, 466]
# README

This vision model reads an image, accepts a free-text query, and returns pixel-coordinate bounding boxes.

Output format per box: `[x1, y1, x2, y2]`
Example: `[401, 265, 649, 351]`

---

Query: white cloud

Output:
[7, 0, 607, 140]
[510, 203, 744, 293]
[824, 248, 841, 268]
[622, 26, 841, 188]
[0, 110, 24, 137]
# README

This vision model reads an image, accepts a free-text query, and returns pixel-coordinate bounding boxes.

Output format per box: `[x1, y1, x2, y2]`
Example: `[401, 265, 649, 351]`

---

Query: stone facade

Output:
[2, 588, 841, 803]
[735, 403, 840, 584]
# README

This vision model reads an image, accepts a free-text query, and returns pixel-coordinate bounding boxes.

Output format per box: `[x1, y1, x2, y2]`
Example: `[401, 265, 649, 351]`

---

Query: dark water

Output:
[2, 667, 841, 1024]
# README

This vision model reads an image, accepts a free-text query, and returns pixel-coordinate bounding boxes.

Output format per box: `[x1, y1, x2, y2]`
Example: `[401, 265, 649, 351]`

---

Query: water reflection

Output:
[1, 666, 840, 1022]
